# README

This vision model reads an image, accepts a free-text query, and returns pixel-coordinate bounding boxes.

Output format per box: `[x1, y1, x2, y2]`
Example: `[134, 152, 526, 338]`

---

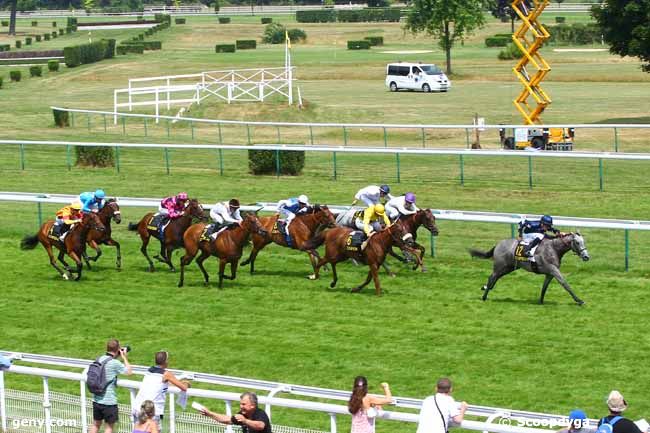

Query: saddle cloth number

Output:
[515, 242, 528, 261]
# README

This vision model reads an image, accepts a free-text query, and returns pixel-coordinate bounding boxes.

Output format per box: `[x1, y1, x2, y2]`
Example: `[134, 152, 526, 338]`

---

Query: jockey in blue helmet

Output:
[518, 214, 560, 256]
[79, 189, 106, 213]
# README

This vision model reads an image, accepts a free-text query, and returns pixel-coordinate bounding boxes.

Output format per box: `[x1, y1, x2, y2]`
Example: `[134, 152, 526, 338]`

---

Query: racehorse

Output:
[386, 209, 439, 272]
[469, 232, 590, 305]
[240, 205, 336, 275]
[304, 222, 415, 296]
[82, 199, 122, 270]
[20, 212, 106, 281]
[128, 198, 205, 272]
[178, 214, 268, 288]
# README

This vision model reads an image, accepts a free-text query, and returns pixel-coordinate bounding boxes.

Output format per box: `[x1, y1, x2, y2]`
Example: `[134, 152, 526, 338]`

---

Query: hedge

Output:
[61, 28, 67, 35]
[64, 40, 110, 67]
[52, 31, 57, 38]
[547, 23, 601, 45]
[44, 33, 50, 40]
[29, 65, 42, 77]
[52, 21, 57, 27]
[218, 17, 231, 24]
[104, 38, 116, 58]
[296, 10, 336, 23]
[236, 40, 256, 49]
[116, 44, 144, 55]
[364, 36, 383, 46]
[76, 146, 115, 167]
[175, 18, 186, 24]
[10, 70, 21, 82]
[35, 35, 42, 42]
[0, 50, 63, 59]
[215, 44, 236, 53]
[142, 40, 162, 50]
[66, 17, 77, 27]
[555, 16, 566, 23]
[25, 37, 32, 45]
[31, 21, 38, 27]
[1, 21, 8, 27]
[337, 8, 400, 23]
[154, 13, 171, 23]
[15, 41, 22, 48]
[288, 28, 307, 43]
[0, 44, 9, 52]
[498, 43, 523, 60]
[485, 36, 510, 47]
[48, 60, 59, 72]
[0, 76, 3, 88]
[347, 40, 371, 50]
[261, 17, 272, 24]
[248, 150, 305, 175]
[78, 20, 158, 27]
[53, 108, 69, 127]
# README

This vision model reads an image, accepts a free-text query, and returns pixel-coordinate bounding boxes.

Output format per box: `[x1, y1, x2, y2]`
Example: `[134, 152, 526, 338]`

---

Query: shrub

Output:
[53, 108, 69, 127]
[29, 65, 42, 77]
[52, 31, 57, 38]
[0, 76, 3, 88]
[248, 150, 305, 175]
[555, 16, 566, 23]
[0, 44, 9, 52]
[485, 36, 510, 47]
[364, 36, 383, 46]
[498, 43, 523, 60]
[61, 28, 67, 35]
[261, 17, 272, 24]
[31, 21, 38, 27]
[215, 44, 236, 53]
[154, 13, 171, 23]
[76, 146, 115, 167]
[64, 40, 109, 67]
[218, 17, 231, 24]
[104, 38, 116, 58]
[1, 21, 8, 27]
[175, 18, 186, 24]
[116, 44, 144, 55]
[10, 70, 21, 82]
[338, 8, 400, 22]
[52, 21, 57, 27]
[25, 37, 32, 45]
[263, 22, 286, 44]
[66, 17, 77, 27]
[35, 35, 42, 42]
[142, 41, 162, 50]
[15, 40, 22, 48]
[236, 39, 256, 49]
[347, 40, 371, 50]
[44, 33, 50, 41]
[288, 28, 307, 43]
[48, 60, 60, 72]
[296, 10, 336, 23]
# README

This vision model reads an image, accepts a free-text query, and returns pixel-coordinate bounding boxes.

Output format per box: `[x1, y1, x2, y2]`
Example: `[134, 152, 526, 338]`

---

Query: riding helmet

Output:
[405, 192, 416, 203]
[541, 214, 553, 225]
[298, 194, 309, 204]
[177, 192, 188, 200]
[229, 198, 240, 208]
[71, 202, 82, 210]
[374, 203, 385, 214]
[94, 189, 106, 199]
[379, 184, 390, 195]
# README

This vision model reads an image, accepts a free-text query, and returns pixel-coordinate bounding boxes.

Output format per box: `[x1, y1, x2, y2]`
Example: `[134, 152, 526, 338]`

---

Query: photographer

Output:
[199, 392, 271, 433]
[90, 339, 133, 433]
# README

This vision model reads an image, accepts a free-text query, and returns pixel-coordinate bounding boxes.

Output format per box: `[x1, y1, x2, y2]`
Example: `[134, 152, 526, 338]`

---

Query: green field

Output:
[1, 11, 650, 433]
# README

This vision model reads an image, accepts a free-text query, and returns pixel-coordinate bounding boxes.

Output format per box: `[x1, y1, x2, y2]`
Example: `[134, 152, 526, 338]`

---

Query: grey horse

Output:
[469, 233, 590, 305]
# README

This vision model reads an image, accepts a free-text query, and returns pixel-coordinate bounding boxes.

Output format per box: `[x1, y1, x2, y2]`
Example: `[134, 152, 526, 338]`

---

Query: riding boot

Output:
[525, 238, 541, 256]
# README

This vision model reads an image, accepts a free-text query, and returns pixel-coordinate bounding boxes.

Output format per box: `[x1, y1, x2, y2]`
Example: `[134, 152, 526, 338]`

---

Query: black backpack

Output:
[86, 355, 114, 395]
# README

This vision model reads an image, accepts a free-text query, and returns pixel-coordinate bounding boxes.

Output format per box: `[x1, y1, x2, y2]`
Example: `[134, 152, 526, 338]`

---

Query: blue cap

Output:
[569, 410, 587, 421]
[95, 189, 106, 199]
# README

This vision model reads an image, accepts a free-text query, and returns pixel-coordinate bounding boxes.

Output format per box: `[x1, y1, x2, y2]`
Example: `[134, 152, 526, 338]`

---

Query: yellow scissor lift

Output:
[499, 0, 574, 150]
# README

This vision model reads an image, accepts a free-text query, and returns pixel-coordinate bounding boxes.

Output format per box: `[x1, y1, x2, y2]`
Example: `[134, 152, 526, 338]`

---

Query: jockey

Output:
[356, 203, 391, 236]
[351, 184, 393, 208]
[159, 192, 189, 220]
[209, 199, 242, 237]
[385, 192, 419, 222]
[79, 189, 106, 213]
[55, 202, 83, 241]
[276, 195, 310, 235]
[518, 214, 560, 256]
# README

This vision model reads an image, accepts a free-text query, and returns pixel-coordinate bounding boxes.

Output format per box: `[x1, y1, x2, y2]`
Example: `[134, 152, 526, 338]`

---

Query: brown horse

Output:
[240, 205, 336, 274]
[178, 214, 268, 288]
[82, 199, 122, 270]
[128, 198, 205, 272]
[387, 209, 440, 272]
[305, 222, 414, 295]
[21, 212, 106, 281]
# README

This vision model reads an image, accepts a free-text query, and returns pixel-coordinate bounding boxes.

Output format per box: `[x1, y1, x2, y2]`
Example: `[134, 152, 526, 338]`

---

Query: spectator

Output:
[597, 391, 643, 433]
[133, 400, 159, 433]
[348, 376, 395, 433]
[416, 378, 468, 433]
[133, 351, 191, 432]
[199, 392, 271, 433]
[90, 339, 133, 433]
[558, 410, 595, 433]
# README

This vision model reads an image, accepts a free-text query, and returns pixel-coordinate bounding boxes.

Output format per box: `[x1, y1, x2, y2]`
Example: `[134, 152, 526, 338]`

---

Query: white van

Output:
[385, 63, 451, 93]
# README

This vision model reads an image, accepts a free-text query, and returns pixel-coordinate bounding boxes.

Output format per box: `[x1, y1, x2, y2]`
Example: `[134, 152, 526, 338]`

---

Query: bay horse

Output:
[240, 205, 336, 275]
[469, 232, 590, 305]
[305, 222, 415, 295]
[82, 199, 122, 270]
[128, 198, 205, 272]
[20, 212, 105, 281]
[387, 209, 440, 272]
[178, 214, 269, 288]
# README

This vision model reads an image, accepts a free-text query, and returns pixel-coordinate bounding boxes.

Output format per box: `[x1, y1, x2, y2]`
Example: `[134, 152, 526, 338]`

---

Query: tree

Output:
[592, 0, 650, 72]
[405, 0, 486, 75]
[489, 0, 518, 33]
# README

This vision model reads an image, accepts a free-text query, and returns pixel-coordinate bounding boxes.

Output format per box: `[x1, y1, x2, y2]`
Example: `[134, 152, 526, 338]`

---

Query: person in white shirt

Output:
[210, 199, 242, 227]
[351, 185, 393, 208]
[417, 378, 467, 433]
[385, 192, 419, 221]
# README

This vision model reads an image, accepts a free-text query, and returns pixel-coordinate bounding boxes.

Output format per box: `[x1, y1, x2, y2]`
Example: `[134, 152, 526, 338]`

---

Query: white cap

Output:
[298, 194, 309, 204]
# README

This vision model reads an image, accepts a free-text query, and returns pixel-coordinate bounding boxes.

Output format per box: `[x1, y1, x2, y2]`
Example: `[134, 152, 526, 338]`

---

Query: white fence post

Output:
[224, 400, 233, 433]
[0, 371, 7, 433]
[166, 78, 171, 110]
[80, 370, 88, 433]
[329, 413, 337, 433]
[128, 80, 133, 112]
[155, 89, 160, 124]
[42, 377, 52, 433]
[169, 393, 176, 433]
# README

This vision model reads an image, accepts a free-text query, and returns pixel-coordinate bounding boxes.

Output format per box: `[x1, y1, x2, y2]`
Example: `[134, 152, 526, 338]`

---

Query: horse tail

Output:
[302, 230, 327, 251]
[128, 222, 139, 232]
[21, 234, 39, 250]
[469, 246, 495, 259]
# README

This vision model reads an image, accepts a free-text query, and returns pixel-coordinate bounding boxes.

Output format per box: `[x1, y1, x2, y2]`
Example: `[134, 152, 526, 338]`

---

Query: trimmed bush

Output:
[218, 17, 231, 24]
[296, 10, 336, 23]
[52, 31, 57, 38]
[364, 36, 384, 46]
[261, 17, 272, 24]
[76, 146, 115, 167]
[16, 41, 22, 48]
[116, 44, 144, 55]
[0, 44, 9, 52]
[142, 41, 162, 50]
[35, 35, 42, 42]
[485, 36, 510, 47]
[48, 60, 60, 72]
[154, 13, 171, 23]
[263, 23, 286, 44]
[104, 38, 116, 58]
[44, 33, 50, 41]
[175, 18, 186, 24]
[215, 44, 236, 53]
[53, 108, 69, 127]
[29, 65, 42, 77]
[248, 150, 305, 175]
[288, 28, 307, 43]
[60, 28, 66, 35]
[347, 40, 371, 50]
[338, 8, 400, 23]
[1, 21, 8, 27]
[236, 40, 256, 49]
[52, 21, 57, 27]
[66, 17, 77, 27]
[10, 70, 21, 82]
[546, 23, 601, 45]
[31, 21, 38, 27]
[555, 16, 566, 23]
[498, 43, 524, 60]
[64, 40, 109, 67]
[25, 37, 32, 45]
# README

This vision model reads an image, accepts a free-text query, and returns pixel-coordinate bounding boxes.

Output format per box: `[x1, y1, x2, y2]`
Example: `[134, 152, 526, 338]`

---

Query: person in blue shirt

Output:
[79, 189, 107, 213]
[276, 195, 310, 236]
[518, 214, 560, 256]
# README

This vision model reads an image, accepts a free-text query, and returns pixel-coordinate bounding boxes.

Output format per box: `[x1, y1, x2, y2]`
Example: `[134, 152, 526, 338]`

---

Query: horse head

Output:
[388, 221, 414, 248]
[83, 211, 106, 232]
[315, 205, 337, 228]
[186, 199, 207, 221]
[243, 213, 268, 238]
[570, 232, 590, 261]
[105, 199, 121, 224]
[421, 209, 439, 236]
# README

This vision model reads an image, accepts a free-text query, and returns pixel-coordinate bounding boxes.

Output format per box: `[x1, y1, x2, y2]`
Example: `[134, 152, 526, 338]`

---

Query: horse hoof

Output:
[351, 287, 361, 293]
[577, 300, 585, 306]
[481, 285, 488, 291]
[481, 296, 487, 301]
[308, 274, 317, 280]
[62, 273, 70, 281]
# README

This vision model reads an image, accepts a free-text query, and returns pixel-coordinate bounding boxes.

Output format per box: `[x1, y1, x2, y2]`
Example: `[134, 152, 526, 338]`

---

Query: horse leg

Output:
[154, 240, 167, 263]
[351, 267, 374, 293]
[481, 265, 514, 301]
[241, 247, 260, 274]
[218, 259, 227, 289]
[196, 250, 211, 286]
[228, 260, 238, 280]
[371, 264, 383, 296]
[329, 262, 338, 288]
[413, 242, 426, 272]
[164, 244, 176, 272]
[48, 245, 70, 280]
[381, 261, 396, 278]
[82, 249, 92, 269]
[548, 266, 585, 305]
[57, 249, 72, 273]
[178, 250, 197, 288]
[87, 240, 102, 262]
[387, 246, 407, 263]
[308, 256, 328, 281]
[140, 236, 155, 272]
[69, 252, 83, 281]
[539, 274, 553, 304]
[105, 239, 121, 270]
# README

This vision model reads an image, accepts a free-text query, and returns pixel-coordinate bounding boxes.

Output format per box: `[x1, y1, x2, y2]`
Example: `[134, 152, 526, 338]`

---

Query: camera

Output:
[121, 345, 131, 354]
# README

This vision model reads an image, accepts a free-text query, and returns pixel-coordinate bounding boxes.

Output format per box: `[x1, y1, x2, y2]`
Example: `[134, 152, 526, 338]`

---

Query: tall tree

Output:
[489, 0, 517, 33]
[404, 0, 486, 75]
[8, 0, 17, 35]
[592, 0, 650, 72]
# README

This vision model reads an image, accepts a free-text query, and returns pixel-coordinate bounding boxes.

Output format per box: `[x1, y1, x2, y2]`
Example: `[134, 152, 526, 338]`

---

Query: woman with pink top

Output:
[347, 376, 395, 433]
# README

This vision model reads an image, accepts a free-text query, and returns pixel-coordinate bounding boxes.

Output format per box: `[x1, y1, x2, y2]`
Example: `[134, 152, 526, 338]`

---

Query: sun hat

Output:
[607, 390, 627, 412]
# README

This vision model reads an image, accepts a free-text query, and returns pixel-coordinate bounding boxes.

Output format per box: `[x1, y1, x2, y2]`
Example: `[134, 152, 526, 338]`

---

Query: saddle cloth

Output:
[47, 224, 65, 241]
[346, 231, 366, 252]
[200, 224, 228, 242]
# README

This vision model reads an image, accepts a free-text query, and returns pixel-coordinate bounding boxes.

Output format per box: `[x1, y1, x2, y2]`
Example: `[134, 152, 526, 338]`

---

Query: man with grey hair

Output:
[199, 392, 271, 433]
[417, 378, 468, 433]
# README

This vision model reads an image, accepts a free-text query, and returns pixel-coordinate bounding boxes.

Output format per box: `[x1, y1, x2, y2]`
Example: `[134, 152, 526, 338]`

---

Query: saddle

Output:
[345, 231, 367, 253]
[272, 220, 293, 247]
[147, 214, 168, 238]
[48, 224, 65, 241]
[200, 223, 229, 242]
